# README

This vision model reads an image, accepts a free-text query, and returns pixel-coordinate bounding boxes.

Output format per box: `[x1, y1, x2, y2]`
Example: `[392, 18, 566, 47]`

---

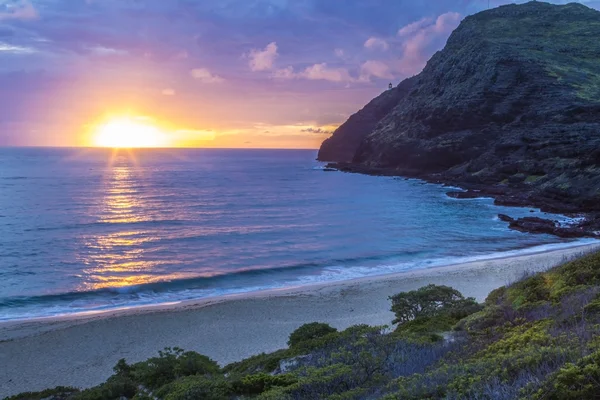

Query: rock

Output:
[507, 216, 596, 238]
[317, 77, 416, 162]
[318, 2, 600, 236]
[498, 214, 515, 223]
[447, 191, 484, 199]
[277, 355, 313, 374]
[509, 217, 556, 234]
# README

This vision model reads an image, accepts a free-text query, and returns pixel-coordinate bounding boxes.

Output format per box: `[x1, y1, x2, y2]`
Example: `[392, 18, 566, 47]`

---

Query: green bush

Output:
[154, 376, 231, 400]
[5, 387, 80, 400]
[557, 251, 600, 288]
[533, 349, 600, 399]
[223, 349, 291, 374]
[485, 286, 507, 306]
[73, 375, 137, 400]
[130, 347, 220, 390]
[508, 274, 551, 308]
[232, 372, 297, 395]
[288, 322, 338, 348]
[394, 315, 455, 342]
[390, 285, 482, 341]
[389, 284, 479, 324]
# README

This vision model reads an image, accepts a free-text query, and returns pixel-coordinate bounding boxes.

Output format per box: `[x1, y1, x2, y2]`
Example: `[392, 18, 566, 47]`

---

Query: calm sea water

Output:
[0, 148, 592, 320]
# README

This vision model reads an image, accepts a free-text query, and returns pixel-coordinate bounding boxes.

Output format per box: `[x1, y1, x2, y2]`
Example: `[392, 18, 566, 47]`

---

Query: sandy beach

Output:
[1, 242, 599, 398]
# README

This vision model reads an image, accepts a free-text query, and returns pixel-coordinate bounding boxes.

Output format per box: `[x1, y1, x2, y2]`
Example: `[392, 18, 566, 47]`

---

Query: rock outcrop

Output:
[318, 1, 600, 237]
[317, 77, 416, 162]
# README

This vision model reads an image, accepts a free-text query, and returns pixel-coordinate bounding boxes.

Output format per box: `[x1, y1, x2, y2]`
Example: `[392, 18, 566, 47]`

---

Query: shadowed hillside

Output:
[319, 2, 600, 236]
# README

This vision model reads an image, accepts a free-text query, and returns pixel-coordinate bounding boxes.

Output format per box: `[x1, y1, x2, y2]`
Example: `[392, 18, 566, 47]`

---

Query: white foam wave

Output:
[2, 238, 597, 322]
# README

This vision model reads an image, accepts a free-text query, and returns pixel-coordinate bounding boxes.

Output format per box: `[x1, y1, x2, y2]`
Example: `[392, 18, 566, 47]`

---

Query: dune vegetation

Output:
[7, 250, 600, 400]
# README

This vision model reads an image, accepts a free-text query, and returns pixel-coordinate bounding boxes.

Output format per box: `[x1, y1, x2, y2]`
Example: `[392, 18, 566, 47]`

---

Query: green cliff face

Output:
[319, 1, 600, 213]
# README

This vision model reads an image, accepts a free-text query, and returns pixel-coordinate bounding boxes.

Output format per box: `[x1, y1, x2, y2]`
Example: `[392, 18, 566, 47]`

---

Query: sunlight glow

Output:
[93, 117, 168, 148]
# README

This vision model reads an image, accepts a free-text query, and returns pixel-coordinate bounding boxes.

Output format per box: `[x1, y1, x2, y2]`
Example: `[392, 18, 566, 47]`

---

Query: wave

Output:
[0, 251, 428, 309]
[1, 238, 597, 322]
[23, 219, 187, 232]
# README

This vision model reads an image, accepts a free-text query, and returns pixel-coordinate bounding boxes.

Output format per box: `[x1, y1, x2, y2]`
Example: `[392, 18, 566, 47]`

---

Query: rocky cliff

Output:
[319, 1, 600, 236]
[317, 77, 416, 162]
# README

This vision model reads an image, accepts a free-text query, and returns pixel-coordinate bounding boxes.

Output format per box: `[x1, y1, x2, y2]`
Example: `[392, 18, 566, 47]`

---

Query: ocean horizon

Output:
[0, 147, 593, 321]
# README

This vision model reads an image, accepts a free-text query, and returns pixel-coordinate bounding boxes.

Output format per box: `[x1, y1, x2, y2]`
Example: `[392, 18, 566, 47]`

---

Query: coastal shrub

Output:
[232, 372, 298, 395]
[282, 364, 361, 399]
[130, 347, 220, 390]
[556, 251, 600, 288]
[256, 387, 294, 400]
[223, 349, 292, 374]
[507, 274, 551, 308]
[390, 285, 482, 341]
[288, 324, 386, 355]
[485, 286, 507, 306]
[73, 375, 137, 400]
[288, 322, 338, 349]
[455, 305, 514, 334]
[389, 284, 479, 325]
[5, 387, 80, 400]
[393, 315, 455, 342]
[583, 293, 600, 315]
[131, 393, 154, 400]
[533, 349, 600, 399]
[154, 375, 231, 400]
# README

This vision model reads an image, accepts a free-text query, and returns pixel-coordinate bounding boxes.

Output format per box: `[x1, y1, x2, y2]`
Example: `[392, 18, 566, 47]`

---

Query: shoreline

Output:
[327, 162, 600, 238]
[1, 238, 597, 326]
[1, 242, 599, 397]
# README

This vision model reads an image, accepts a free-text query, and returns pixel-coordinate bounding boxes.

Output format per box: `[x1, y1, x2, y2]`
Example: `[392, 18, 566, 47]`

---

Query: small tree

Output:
[389, 284, 477, 324]
[288, 322, 337, 348]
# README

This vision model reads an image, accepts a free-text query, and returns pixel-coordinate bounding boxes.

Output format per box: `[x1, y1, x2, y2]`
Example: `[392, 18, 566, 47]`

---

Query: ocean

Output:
[0, 147, 593, 321]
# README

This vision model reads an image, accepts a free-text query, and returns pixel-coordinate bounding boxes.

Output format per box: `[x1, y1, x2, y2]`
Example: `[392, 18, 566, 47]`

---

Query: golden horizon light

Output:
[86, 114, 336, 149]
[93, 117, 169, 148]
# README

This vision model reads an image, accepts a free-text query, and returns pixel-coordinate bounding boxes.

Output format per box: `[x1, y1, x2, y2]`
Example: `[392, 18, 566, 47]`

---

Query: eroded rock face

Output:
[319, 1, 600, 223]
[317, 77, 416, 162]
[507, 216, 598, 238]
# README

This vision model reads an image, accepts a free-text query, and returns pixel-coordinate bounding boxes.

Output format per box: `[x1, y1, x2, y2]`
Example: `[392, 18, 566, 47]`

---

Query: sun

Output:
[93, 117, 167, 148]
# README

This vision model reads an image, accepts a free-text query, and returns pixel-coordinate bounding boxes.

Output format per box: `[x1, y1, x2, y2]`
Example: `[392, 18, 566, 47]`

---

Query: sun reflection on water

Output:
[78, 151, 190, 291]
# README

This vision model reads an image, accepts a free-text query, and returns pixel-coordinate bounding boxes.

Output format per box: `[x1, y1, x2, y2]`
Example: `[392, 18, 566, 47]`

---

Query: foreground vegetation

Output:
[8, 250, 600, 400]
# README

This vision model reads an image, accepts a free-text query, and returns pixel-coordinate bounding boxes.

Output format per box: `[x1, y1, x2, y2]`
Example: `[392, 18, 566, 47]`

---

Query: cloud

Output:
[89, 46, 128, 56]
[248, 41, 278, 71]
[302, 63, 353, 82]
[395, 12, 462, 75]
[274, 63, 354, 83]
[360, 60, 393, 81]
[273, 66, 295, 79]
[301, 127, 332, 134]
[397, 17, 433, 37]
[0, 0, 37, 21]
[364, 37, 389, 51]
[162, 88, 175, 96]
[0, 43, 36, 54]
[334, 48, 345, 58]
[190, 68, 225, 83]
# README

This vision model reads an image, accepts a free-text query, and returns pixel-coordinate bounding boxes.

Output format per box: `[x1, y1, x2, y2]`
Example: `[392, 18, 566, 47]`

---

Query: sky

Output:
[0, 0, 599, 148]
